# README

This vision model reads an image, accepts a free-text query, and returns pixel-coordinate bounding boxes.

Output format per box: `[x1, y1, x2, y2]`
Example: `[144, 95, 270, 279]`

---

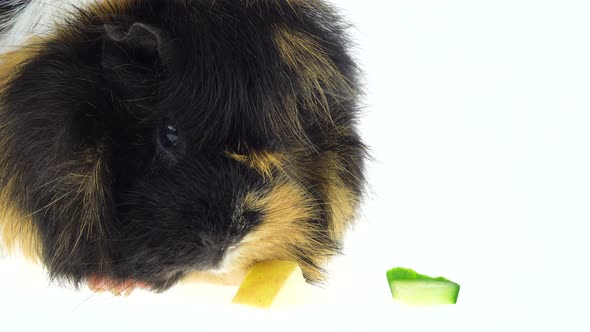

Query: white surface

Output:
[2, 1, 590, 330]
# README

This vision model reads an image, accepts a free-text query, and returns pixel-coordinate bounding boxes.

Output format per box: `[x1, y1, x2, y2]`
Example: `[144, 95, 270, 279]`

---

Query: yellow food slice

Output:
[231, 260, 306, 308]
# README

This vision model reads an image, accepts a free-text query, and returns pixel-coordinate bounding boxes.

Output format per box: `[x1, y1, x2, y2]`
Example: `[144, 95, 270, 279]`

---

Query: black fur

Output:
[0, 0, 365, 291]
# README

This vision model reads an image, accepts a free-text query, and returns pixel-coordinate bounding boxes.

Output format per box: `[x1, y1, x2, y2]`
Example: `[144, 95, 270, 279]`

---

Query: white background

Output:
[1, 1, 589, 331]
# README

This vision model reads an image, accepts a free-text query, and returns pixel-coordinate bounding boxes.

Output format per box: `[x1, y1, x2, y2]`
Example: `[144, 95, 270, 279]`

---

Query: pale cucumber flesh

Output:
[386, 267, 460, 305]
[390, 280, 460, 305]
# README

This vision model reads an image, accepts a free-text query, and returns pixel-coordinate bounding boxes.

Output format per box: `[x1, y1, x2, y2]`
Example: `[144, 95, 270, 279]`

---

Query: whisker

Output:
[72, 291, 98, 311]
[18, 189, 74, 221]
[72, 278, 109, 311]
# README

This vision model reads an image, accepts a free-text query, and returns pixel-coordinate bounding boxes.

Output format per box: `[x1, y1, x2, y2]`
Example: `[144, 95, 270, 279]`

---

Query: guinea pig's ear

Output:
[101, 22, 163, 70]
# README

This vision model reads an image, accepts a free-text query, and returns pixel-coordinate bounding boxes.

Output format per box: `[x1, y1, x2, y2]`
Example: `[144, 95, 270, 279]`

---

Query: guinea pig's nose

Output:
[199, 233, 217, 248]
[198, 233, 226, 266]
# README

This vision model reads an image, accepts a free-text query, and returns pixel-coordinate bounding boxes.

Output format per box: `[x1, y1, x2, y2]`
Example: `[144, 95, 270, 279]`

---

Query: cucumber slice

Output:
[231, 261, 305, 308]
[386, 267, 460, 305]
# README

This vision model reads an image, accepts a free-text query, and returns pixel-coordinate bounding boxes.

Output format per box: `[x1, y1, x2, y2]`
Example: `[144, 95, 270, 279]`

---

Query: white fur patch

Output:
[0, 0, 98, 53]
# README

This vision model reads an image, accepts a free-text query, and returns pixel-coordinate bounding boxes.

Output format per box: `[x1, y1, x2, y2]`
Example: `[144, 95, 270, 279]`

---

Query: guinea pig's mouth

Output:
[89, 244, 244, 294]
[87, 272, 184, 295]
[201, 244, 241, 274]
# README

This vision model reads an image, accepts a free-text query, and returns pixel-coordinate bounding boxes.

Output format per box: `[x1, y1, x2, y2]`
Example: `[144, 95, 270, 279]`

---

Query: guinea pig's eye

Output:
[159, 123, 179, 149]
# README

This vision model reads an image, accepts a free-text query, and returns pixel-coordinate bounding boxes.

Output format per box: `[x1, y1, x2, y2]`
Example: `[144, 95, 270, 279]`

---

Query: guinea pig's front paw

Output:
[87, 275, 151, 297]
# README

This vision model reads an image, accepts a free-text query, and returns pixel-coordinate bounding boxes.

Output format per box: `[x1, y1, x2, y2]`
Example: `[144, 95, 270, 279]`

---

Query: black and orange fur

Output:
[0, 0, 366, 292]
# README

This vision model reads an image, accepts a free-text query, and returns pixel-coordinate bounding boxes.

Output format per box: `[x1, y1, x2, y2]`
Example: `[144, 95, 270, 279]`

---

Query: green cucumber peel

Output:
[386, 267, 460, 305]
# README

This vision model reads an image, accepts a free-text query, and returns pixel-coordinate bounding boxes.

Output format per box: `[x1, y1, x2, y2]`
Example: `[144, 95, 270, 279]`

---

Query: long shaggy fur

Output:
[0, 0, 366, 292]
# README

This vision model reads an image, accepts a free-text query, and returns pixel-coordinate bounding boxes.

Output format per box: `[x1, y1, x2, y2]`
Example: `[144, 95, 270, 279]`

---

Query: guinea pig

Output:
[0, 0, 366, 294]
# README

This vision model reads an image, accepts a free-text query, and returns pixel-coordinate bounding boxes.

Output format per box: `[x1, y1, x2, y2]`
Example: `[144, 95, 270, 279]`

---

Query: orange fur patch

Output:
[238, 179, 328, 281]
[273, 26, 355, 122]
[0, 180, 41, 262]
[0, 40, 42, 88]
[226, 149, 286, 179]
[89, 0, 135, 15]
[321, 152, 359, 240]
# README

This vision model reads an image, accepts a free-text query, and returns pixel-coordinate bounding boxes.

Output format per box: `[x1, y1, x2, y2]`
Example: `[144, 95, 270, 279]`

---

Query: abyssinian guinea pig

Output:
[0, 0, 366, 294]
